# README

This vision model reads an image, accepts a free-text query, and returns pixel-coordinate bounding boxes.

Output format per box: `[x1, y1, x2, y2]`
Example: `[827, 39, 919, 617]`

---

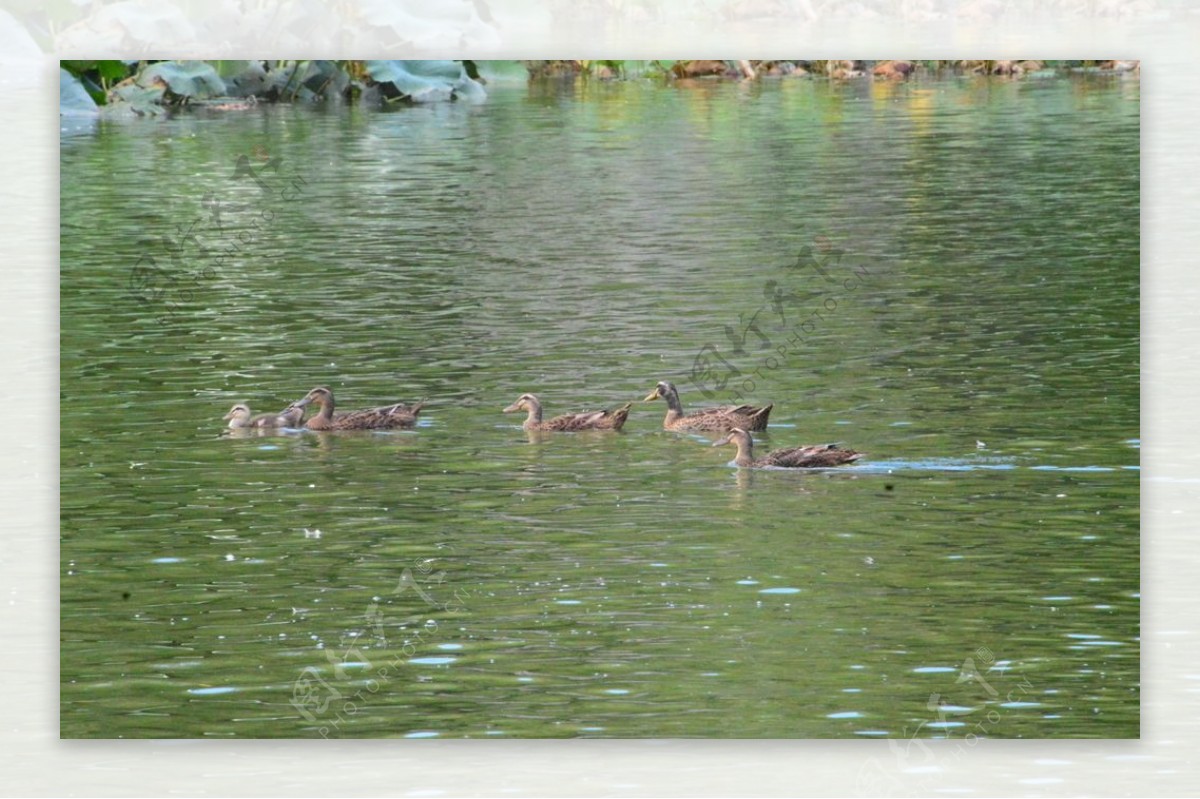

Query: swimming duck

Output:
[643, 381, 772, 432]
[223, 402, 306, 429]
[713, 427, 862, 468]
[296, 386, 424, 431]
[503, 393, 632, 431]
[872, 60, 915, 79]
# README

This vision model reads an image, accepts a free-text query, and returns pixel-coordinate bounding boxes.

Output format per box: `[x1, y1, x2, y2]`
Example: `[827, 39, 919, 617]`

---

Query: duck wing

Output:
[763, 443, 862, 468]
[331, 399, 424, 430]
[688, 404, 755, 418]
[544, 410, 610, 431]
[676, 403, 772, 431]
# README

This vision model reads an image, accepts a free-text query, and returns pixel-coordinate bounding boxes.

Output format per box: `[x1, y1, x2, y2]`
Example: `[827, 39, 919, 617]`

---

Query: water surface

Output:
[60, 73, 1139, 738]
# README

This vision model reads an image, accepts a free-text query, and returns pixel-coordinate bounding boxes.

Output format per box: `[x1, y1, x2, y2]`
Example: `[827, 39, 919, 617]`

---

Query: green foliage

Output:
[266, 60, 352, 102]
[365, 60, 485, 103]
[60, 60, 134, 104]
[219, 61, 271, 98]
[137, 61, 226, 102]
[111, 82, 166, 116]
[59, 69, 97, 115]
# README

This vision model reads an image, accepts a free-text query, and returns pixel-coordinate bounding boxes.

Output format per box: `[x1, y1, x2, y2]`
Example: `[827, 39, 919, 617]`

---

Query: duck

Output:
[503, 393, 632, 431]
[872, 60, 915, 79]
[296, 386, 424, 431]
[713, 427, 862, 468]
[643, 381, 772, 432]
[223, 402, 306, 429]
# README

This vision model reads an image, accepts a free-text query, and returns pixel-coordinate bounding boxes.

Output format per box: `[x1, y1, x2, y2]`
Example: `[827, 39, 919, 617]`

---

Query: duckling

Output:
[503, 393, 632, 431]
[223, 402, 305, 429]
[296, 386, 424, 431]
[713, 427, 862, 468]
[643, 381, 771, 432]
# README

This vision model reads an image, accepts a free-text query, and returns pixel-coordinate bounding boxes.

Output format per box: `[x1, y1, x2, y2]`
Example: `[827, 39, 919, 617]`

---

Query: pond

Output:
[60, 72, 1139, 739]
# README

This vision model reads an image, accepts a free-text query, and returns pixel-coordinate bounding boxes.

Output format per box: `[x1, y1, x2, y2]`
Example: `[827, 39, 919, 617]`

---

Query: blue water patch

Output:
[436, 643, 463, 651]
[554, 600, 582, 605]
[856, 459, 1136, 474]
[257, 445, 279, 451]
[912, 666, 958, 674]
[404, 731, 440, 738]
[1042, 596, 1074, 602]
[187, 686, 237, 696]
[737, 579, 760, 585]
[604, 688, 630, 695]
[759, 587, 801, 595]
[855, 459, 1017, 473]
[408, 656, 456, 666]
[1000, 701, 1042, 709]
[854, 730, 890, 736]
[827, 711, 864, 719]
[152, 557, 184, 564]
[1029, 465, 1116, 472]
[924, 721, 966, 729]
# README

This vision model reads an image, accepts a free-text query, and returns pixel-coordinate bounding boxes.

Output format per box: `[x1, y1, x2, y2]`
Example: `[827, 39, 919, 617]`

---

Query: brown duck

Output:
[643, 381, 772, 432]
[503, 393, 632, 432]
[296, 386, 424, 431]
[223, 402, 306, 429]
[713, 427, 862, 468]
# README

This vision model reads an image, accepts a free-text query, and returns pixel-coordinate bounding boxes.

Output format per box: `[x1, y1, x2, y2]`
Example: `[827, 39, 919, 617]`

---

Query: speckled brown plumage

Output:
[503, 394, 632, 432]
[224, 402, 306, 429]
[713, 428, 862, 468]
[297, 386, 424, 431]
[644, 381, 771, 432]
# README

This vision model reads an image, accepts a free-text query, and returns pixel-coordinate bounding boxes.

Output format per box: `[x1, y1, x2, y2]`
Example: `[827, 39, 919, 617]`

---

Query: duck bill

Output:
[642, 389, 660, 402]
[502, 402, 521, 413]
[712, 434, 733, 447]
[222, 411, 235, 421]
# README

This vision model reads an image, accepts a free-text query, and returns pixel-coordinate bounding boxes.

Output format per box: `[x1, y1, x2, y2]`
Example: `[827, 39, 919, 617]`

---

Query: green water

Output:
[60, 73, 1139, 739]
